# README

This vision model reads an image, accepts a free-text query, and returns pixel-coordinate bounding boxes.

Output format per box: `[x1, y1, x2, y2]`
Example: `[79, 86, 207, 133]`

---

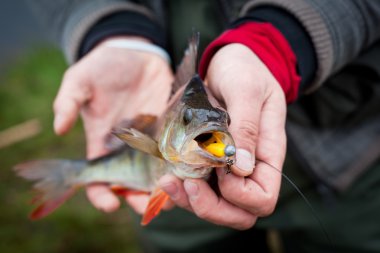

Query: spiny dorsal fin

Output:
[171, 31, 200, 95]
[112, 128, 163, 158]
[116, 114, 157, 135]
[106, 115, 158, 152]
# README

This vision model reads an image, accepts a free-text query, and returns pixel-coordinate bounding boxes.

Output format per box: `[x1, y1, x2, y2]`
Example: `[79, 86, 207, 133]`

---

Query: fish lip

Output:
[180, 123, 234, 164]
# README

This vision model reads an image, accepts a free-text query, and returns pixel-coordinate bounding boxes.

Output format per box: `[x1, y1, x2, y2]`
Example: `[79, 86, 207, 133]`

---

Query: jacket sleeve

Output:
[27, 0, 162, 64]
[241, 0, 380, 92]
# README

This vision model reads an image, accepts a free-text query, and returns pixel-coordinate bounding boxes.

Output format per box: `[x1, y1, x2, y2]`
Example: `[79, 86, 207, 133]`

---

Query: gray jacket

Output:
[29, 0, 380, 191]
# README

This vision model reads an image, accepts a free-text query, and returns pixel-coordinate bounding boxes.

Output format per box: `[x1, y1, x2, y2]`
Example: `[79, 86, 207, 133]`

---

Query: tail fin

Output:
[171, 31, 200, 95]
[14, 160, 86, 219]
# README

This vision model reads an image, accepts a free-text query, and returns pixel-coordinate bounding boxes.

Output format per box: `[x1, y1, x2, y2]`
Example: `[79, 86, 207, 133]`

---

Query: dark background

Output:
[0, 1, 48, 69]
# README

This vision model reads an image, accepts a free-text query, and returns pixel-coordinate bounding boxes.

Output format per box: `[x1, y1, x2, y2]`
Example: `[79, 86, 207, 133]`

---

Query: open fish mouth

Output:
[180, 124, 236, 166]
[194, 131, 233, 157]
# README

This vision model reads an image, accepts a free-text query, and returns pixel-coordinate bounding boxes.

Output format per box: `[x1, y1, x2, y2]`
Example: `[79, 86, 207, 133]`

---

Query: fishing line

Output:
[256, 159, 334, 248]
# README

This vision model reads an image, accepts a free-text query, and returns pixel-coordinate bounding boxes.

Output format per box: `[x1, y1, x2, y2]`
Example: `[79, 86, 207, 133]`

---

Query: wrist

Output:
[207, 43, 281, 105]
[96, 36, 171, 64]
[200, 22, 300, 104]
[98, 35, 152, 45]
[77, 11, 167, 61]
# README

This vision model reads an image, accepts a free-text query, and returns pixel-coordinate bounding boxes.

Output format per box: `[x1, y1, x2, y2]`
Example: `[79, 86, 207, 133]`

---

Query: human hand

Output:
[53, 36, 174, 213]
[159, 43, 287, 229]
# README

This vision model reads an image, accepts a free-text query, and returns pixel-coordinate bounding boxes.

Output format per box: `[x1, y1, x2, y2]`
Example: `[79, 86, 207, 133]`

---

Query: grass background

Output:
[0, 47, 141, 253]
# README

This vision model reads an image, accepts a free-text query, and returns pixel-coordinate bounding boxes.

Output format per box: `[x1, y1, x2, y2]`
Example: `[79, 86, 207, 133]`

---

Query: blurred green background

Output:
[0, 47, 142, 252]
[0, 2, 141, 252]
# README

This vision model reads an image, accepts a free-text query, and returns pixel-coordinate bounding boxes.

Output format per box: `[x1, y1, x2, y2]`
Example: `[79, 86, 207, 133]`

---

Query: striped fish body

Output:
[15, 148, 172, 220]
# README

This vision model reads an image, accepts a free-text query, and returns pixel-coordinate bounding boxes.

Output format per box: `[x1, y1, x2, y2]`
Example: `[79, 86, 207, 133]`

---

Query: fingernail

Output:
[161, 182, 178, 199]
[184, 180, 199, 199]
[236, 149, 255, 172]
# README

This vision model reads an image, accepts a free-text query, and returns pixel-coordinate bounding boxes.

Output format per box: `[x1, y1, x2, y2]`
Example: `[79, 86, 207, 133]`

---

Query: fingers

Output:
[55, 67, 109, 160]
[255, 83, 287, 169]
[87, 183, 173, 216]
[159, 174, 257, 230]
[86, 184, 120, 212]
[223, 83, 263, 176]
[160, 166, 281, 224]
[217, 86, 286, 217]
[184, 179, 257, 230]
[169, 179, 256, 229]
[206, 45, 269, 177]
[83, 120, 113, 159]
[159, 174, 193, 211]
[124, 193, 175, 215]
[216, 167, 278, 217]
[125, 194, 150, 214]
[53, 67, 91, 135]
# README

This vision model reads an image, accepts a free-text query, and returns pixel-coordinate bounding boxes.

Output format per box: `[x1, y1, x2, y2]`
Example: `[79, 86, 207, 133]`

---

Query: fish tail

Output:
[14, 160, 86, 219]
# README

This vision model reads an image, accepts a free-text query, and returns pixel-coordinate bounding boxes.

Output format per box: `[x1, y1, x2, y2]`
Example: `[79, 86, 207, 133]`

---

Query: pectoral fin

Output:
[141, 188, 170, 225]
[113, 128, 163, 158]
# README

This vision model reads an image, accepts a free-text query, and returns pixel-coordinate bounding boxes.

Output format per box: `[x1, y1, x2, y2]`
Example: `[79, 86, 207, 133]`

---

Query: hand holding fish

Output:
[52, 36, 174, 213]
[159, 43, 287, 229]
[16, 34, 285, 228]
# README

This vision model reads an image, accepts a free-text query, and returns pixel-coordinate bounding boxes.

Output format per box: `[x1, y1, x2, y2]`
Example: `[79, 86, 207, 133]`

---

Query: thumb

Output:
[224, 87, 264, 177]
[53, 69, 91, 135]
[204, 44, 270, 176]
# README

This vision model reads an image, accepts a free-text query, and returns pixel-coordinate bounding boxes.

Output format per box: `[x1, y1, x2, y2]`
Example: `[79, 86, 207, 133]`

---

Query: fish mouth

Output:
[179, 124, 235, 167]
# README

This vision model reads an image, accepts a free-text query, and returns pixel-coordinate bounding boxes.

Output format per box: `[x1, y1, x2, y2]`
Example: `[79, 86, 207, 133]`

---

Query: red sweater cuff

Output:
[199, 22, 300, 104]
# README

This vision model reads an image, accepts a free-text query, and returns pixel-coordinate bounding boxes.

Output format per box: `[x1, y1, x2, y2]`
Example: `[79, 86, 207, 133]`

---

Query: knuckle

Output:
[219, 183, 243, 202]
[260, 205, 275, 217]
[235, 120, 259, 144]
[249, 83, 265, 97]
[219, 181, 257, 210]
[235, 218, 256, 230]
[175, 198, 191, 210]
[195, 206, 212, 220]
[62, 66, 87, 89]
[182, 203, 193, 211]
[257, 193, 277, 217]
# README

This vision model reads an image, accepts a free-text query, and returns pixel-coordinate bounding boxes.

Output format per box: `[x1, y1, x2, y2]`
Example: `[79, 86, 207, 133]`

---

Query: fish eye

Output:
[183, 108, 193, 124]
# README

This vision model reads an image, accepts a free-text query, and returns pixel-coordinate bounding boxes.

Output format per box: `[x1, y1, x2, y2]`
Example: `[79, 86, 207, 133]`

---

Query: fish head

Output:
[159, 75, 236, 178]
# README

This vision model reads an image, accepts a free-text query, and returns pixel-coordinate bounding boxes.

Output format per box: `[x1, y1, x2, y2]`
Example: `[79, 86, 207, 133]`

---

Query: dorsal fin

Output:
[116, 115, 157, 135]
[105, 115, 158, 151]
[170, 32, 200, 96]
[112, 128, 163, 158]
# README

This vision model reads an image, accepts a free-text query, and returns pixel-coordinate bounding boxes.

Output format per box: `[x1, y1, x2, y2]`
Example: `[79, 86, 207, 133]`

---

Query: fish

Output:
[14, 32, 236, 225]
